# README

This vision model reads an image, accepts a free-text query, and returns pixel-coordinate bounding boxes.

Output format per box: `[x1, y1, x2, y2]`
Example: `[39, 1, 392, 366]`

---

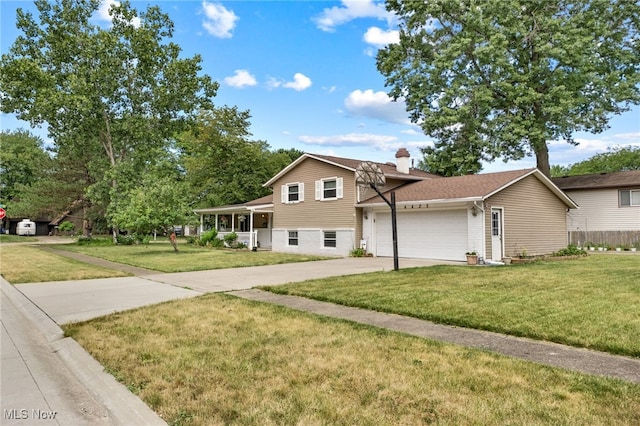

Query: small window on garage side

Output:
[323, 231, 337, 248]
[620, 189, 640, 207]
[288, 231, 298, 246]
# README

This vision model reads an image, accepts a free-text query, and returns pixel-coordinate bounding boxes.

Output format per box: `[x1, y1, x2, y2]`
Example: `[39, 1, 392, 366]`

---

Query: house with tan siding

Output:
[359, 168, 577, 262]
[263, 151, 437, 256]
[552, 171, 640, 247]
[195, 149, 577, 261]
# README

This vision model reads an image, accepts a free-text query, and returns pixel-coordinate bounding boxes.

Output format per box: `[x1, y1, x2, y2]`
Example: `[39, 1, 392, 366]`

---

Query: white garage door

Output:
[376, 210, 467, 261]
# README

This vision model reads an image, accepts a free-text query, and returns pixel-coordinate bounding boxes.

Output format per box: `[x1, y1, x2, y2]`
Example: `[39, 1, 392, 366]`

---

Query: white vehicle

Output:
[16, 219, 36, 236]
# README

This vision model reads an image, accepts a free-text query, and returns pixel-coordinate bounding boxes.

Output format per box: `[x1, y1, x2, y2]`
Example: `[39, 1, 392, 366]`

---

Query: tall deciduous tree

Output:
[0, 0, 217, 240]
[180, 108, 302, 208]
[377, 0, 640, 177]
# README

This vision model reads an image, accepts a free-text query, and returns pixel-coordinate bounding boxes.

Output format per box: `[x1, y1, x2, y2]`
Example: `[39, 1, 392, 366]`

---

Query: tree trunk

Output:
[534, 139, 551, 178]
[169, 230, 179, 252]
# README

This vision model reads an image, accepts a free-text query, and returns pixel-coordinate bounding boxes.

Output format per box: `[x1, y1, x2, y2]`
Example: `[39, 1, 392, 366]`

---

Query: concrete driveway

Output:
[17, 257, 454, 325]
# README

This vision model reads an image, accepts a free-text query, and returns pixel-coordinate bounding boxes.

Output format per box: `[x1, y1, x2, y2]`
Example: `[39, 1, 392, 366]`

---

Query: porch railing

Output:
[218, 231, 258, 248]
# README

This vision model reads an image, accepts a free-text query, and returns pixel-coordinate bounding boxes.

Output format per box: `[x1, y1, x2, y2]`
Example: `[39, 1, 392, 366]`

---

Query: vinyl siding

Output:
[565, 188, 640, 232]
[485, 175, 568, 257]
[272, 157, 357, 229]
[357, 178, 414, 203]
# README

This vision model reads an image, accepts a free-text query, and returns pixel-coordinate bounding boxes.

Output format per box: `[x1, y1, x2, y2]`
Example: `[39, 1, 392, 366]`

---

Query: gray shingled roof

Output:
[265, 152, 440, 186]
[359, 168, 540, 204]
[308, 153, 440, 180]
[552, 170, 640, 190]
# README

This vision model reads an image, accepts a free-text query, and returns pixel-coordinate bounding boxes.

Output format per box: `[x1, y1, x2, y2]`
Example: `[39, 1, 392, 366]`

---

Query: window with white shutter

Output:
[282, 182, 304, 204]
[315, 177, 343, 201]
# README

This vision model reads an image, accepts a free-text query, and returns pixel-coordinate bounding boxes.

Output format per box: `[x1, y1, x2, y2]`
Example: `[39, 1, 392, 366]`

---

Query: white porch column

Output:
[249, 209, 255, 248]
[231, 213, 235, 232]
[200, 215, 204, 234]
[215, 214, 218, 231]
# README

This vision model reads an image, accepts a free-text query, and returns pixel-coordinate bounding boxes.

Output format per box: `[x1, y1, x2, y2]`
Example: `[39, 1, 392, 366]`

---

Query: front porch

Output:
[193, 195, 273, 249]
[218, 229, 272, 249]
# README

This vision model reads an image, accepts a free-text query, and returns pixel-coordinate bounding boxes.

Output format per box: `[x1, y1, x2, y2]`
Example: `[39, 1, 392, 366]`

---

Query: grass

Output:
[57, 243, 333, 273]
[65, 294, 640, 426]
[0, 245, 129, 283]
[0, 234, 40, 243]
[263, 255, 640, 357]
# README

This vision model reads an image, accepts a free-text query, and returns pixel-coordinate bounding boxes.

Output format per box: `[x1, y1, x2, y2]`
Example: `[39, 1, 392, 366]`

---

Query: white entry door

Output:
[491, 208, 503, 260]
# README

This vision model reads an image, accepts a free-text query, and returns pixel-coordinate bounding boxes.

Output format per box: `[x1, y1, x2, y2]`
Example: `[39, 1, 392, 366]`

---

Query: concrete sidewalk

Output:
[1, 278, 167, 425]
[233, 289, 640, 384]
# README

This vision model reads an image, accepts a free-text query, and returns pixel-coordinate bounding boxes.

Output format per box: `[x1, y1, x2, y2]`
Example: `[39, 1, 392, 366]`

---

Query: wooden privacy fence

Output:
[569, 230, 640, 247]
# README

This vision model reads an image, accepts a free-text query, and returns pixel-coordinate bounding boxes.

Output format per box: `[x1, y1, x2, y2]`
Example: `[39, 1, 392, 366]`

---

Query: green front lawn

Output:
[65, 294, 640, 426]
[1, 245, 129, 283]
[0, 234, 39, 243]
[57, 243, 333, 273]
[263, 255, 640, 357]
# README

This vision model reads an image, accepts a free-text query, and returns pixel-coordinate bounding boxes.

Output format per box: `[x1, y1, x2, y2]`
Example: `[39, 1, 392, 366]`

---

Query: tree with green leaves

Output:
[180, 108, 302, 208]
[1, 0, 217, 241]
[0, 130, 52, 204]
[110, 161, 192, 251]
[551, 146, 640, 177]
[378, 0, 640, 177]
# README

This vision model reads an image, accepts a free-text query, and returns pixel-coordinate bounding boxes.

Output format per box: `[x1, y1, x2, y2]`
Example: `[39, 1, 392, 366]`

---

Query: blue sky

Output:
[1, 0, 639, 173]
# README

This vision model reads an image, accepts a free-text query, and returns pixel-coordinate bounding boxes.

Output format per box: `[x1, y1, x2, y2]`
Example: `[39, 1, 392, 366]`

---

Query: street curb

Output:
[2, 278, 63, 343]
[1, 278, 166, 425]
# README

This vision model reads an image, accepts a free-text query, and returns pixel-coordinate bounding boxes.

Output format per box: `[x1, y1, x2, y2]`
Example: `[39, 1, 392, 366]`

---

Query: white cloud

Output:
[283, 73, 312, 91]
[314, 0, 394, 32]
[223, 69, 257, 88]
[298, 133, 432, 158]
[269, 73, 312, 91]
[344, 89, 410, 125]
[401, 128, 419, 135]
[95, 0, 141, 28]
[299, 133, 398, 149]
[202, 1, 238, 38]
[363, 26, 399, 48]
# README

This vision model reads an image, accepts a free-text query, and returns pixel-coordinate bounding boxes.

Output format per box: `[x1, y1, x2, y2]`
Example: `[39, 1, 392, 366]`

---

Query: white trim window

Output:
[288, 231, 299, 246]
[323, 231, 337, 248]
[620, 189, 640, 207]
[281, 182, 304, 204]
[315, 177, 343, 201]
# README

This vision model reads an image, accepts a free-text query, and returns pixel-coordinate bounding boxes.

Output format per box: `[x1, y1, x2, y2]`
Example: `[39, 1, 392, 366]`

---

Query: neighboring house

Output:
[359, 168, 577, 262]
[194, 194, 274, 249]
[552, 171, 640, 247]
[196, 149, 578, 261]
[5, 216, 51, 236]
[263, 150, 438, 257]
[49, 201, 86, 235]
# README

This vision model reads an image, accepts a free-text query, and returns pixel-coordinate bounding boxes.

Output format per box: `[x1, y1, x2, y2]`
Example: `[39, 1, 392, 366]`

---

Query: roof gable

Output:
[359, 168, 577, 208]
[264, 152, 439, 187]
[552, 170, 640, 190]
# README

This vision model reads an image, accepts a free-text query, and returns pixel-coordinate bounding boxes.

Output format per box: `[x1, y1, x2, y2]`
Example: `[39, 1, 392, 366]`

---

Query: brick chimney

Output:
[395, 148, 410, 174]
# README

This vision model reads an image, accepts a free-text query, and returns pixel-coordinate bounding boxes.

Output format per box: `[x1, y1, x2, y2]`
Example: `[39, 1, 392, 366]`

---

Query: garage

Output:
[375, 209, 468, 261]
